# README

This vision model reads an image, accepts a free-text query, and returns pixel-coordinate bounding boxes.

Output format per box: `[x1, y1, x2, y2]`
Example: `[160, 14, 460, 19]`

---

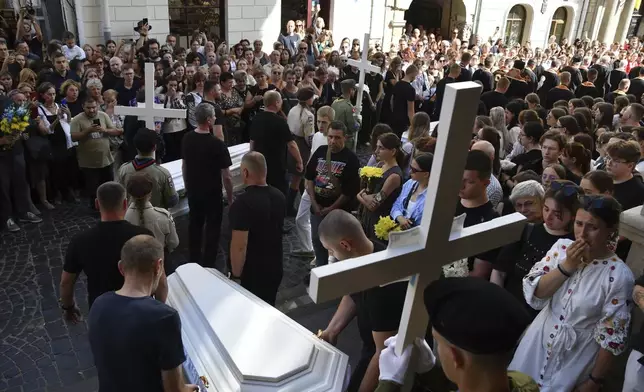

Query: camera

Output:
[20, 6, 36, 19]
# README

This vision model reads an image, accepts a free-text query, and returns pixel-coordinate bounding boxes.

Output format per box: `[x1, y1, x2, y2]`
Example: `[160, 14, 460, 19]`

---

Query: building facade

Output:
[61, 0, 640, 49]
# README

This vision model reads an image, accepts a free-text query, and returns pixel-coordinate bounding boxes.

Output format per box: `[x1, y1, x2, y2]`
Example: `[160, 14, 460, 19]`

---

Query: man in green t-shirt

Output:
[331, 79, 361, 148]
[70, 98, 123, 208]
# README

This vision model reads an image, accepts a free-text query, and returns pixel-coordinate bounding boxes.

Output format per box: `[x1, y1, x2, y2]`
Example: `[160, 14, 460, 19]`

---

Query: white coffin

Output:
[161, 143, 250, 217]
[167, 263, 349, 391]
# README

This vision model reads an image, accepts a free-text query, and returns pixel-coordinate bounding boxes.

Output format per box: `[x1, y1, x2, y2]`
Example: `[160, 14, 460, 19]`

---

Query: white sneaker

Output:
[6, 218, 20, 232]
[20, 212, 43, 224]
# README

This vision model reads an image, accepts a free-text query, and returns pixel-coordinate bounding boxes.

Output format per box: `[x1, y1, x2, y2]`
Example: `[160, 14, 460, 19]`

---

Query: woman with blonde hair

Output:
[19, 68, 36, 89]
[489, 106, 508, 158]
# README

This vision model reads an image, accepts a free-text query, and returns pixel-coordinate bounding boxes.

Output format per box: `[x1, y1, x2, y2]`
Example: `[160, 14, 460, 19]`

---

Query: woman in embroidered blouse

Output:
[390, 153, 433, 229]
[509, 195, 635, 392]
[219, 71, 245, 146]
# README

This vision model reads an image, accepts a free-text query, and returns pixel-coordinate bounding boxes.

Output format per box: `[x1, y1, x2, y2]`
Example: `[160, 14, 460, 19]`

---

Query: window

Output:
[504, 5, 526, 46]
[549, 7, 568, 44]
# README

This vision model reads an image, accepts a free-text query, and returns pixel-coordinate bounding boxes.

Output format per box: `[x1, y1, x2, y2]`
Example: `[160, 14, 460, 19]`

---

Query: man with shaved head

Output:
[316, 210, 406, 391]
[471, 140, 503, 208]
[228, 152, 286, 305]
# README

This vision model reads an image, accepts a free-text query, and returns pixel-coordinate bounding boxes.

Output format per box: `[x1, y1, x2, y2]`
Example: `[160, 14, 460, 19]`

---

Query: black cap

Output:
[424, 277, 532, 355]
[513, 60, 526, 70]
[297, 87, 316, 101]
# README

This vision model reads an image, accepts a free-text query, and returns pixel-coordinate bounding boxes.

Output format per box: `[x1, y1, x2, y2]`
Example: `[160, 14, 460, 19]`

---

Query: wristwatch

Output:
[58, 298, 75, 311]
[374, 191, 385, 204]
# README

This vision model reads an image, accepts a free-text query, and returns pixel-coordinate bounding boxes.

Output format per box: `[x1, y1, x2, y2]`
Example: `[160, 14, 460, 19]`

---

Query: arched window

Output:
[549, 7, 568, 44]
[504, 5, 526, 46]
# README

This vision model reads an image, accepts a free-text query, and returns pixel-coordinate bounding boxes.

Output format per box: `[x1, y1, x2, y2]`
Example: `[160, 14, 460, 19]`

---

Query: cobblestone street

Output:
[0, 198, 322, 392]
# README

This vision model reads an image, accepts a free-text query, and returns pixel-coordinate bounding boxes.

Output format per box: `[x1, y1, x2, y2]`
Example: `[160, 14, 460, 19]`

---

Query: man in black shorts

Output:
[316, 210, 406, 392]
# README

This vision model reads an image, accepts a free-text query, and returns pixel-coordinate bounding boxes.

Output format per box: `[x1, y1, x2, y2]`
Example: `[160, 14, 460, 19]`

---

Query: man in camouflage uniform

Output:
[118, 129, 178, 209]
[331, 79, 361, 150]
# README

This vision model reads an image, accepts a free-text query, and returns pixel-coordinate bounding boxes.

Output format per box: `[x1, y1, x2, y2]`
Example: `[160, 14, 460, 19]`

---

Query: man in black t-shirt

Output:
[545, 71, 575, 109]
[391, 64, 418, 137]
[431, 63, 460, 121]
[250, 91, 302, 197]
[305, 122, 360, 266]
[89, 235, 196, 392]
[229, 152, 286, 305]
[60, 182, 160, 320]
[455, 150, 500, 279]
[182, 103, 233, 267]
[316, 210, 406, 392]
[480, 76, 509, 114]
[115, 64, 141, 106]
[201, 80, 226, 141]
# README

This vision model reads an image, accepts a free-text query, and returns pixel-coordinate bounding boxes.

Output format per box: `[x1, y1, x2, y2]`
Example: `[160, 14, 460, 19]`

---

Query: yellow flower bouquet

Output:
[374, 216, 401, 241]
[359, 166, 384, 179]
[0, 104, 30, 151]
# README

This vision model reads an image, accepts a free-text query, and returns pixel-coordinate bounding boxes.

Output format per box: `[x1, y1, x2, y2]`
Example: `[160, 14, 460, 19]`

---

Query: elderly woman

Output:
[491, 180, 580, 313]
[219, 71, 245, 146]
[86, 78, 104, 105]
[510, 195, 634, 392]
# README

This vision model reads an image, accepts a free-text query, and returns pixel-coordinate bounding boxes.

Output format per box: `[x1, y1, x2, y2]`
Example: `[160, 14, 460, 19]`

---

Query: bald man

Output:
[316, 210, 406, 392]
[228, 152, 286, 305]
[471, 140, 503, 209]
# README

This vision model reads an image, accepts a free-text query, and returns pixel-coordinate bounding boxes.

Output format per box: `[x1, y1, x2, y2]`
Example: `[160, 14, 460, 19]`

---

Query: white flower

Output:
[442, 259, 469, 278]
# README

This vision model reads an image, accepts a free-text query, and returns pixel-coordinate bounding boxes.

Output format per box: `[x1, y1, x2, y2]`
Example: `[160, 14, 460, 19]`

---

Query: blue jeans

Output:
[310, 212, 328, 266]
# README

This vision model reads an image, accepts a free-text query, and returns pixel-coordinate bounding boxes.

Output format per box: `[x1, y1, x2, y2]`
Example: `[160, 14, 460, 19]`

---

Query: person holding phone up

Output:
[70, 98, 122, 209]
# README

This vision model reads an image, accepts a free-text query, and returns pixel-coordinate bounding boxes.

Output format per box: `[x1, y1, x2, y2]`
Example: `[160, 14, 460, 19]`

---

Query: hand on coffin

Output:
[317, 329, 338, 346]
[378, 336, 435, 385]
[62, 305, 82, 324]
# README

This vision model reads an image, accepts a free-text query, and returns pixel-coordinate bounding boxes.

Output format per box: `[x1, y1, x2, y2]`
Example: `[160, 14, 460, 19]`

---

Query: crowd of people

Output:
[1, 8, 643, 392]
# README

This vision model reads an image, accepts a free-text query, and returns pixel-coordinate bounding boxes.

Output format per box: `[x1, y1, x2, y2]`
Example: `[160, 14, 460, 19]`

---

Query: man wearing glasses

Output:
[278, 20, 300, 57]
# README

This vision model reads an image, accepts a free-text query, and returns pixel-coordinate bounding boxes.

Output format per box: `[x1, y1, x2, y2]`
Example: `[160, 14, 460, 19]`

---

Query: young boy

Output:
[62, 31, 86, 61]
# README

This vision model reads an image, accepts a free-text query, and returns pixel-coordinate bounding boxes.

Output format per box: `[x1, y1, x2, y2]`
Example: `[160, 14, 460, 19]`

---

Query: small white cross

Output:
[309, 82, 527, 390]
[115, 63, 187, 130]
[347, 33, 381, 117]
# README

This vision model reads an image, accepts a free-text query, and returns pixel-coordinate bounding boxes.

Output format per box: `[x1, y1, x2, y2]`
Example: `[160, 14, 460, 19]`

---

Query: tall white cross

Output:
[115, 63, 187, 130]
[347, 33, 381, 150]
[309, 82, 527, 390]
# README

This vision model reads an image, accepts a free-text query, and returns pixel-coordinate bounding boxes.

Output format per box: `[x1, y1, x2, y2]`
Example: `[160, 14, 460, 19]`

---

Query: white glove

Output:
[378, 335, 436, 385]
[355, 114, 363, 123]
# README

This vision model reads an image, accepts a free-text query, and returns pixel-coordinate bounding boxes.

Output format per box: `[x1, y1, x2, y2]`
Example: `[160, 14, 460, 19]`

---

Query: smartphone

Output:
[30, 91, 37, 101]
[93, 119, 101, 126]
[60, 98, 67, 106]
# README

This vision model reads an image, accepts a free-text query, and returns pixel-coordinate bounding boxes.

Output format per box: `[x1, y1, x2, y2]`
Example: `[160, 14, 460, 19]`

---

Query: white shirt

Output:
[287, 105, 315, 142]
[62, 45, 86, 61]
[311, 132, 327, 157]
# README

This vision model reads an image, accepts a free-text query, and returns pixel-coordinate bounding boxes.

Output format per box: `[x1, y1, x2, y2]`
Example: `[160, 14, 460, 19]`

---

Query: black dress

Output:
[380, 70, 403, 124]
[362, 165, 403, 244]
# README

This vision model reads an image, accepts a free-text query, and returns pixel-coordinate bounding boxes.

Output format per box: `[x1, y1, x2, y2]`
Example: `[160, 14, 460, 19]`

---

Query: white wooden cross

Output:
[347, 33, 381, 151]
[114, 63, 187, 130]
[309, 82, 527, 390]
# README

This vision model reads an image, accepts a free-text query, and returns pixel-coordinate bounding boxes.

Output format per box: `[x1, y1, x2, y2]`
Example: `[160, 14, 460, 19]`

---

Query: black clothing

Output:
[537, 70, 560, 104]
[88, 292, 185, 392]
[564, 166, 581, 185]
[505, 77, 531, 101]
[480, 90, 509, 114]
[348, 241, 407, 391]
[391, 80, 416, 136]
[591, 64, 610, 96]
[455, 201, 500, 268]
[229, 185, 286, 305]
[432, 76, 456, 120]
[249, 111, 294, 194]
[82, 166, 114, 207]
[472, 68, 494, 92]
[280, 88, 299, 115]
[614, 176, 644, 210]
[629, 66, 642, 80]
[512, 149, 543, 175]
[609, 69, 628, 92]
[456, 66, 472, 83]
[545, 86, 574, 109]
[494, 223, 574, 318]
[605, 90, 627, 104]
[181, 131, 232, 197]
[102, 72, 123, 92]
[627, 78, 644, 100]
[305, 146, 360, 210]
[63, 221, 153, 307]
[115, 78, 142, 106]
[561, 66, 583, 91]
[381, 70, 404, 124]
[47, 71, 80, 93]
[575, 82, 602, 98]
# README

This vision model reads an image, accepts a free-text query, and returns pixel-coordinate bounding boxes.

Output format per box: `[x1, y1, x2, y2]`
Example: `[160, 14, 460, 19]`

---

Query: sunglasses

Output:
[410, 166, 426, 173]
[550, 180, 580, 196]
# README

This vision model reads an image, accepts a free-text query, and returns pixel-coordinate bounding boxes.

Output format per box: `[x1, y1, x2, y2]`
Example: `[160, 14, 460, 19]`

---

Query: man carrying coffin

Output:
[229, 152, 286, 306]
[88, 235, 198, 392]
[374, 278, 538, 392]
[316, 210, 407, 392]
